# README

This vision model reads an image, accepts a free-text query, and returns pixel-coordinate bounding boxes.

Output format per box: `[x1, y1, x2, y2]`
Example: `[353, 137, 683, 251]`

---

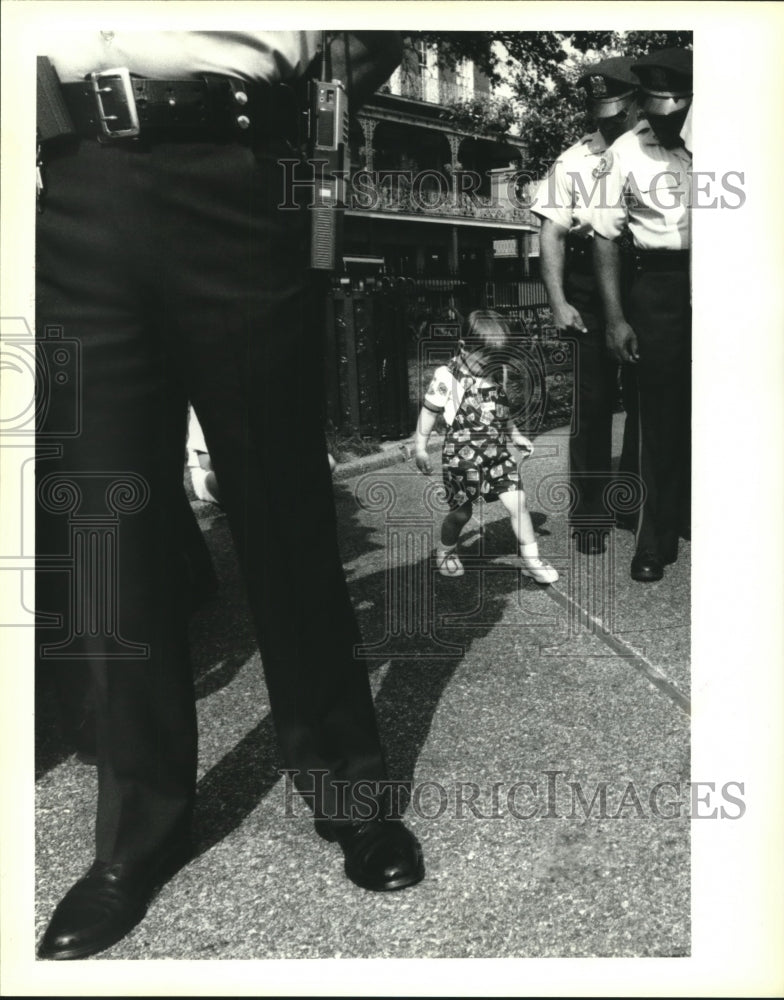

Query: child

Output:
[414, 310, 558, 584]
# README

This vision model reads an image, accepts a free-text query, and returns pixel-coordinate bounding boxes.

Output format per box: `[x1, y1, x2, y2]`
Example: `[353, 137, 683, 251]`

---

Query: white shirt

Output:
[530, 132, 608, 239]
[424, 363, 492, 428]
[40, 30, 322, 84]
[680, 104, 693, 154]
[590, 120, 692, 251]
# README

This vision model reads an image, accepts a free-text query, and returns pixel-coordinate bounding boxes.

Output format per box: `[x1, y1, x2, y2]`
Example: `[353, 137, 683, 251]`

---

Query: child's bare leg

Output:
[437, 501, 473, 577]
[441, 501, 473, 548]
[499, 490, 558, 583]
[498, 489, 535, 547]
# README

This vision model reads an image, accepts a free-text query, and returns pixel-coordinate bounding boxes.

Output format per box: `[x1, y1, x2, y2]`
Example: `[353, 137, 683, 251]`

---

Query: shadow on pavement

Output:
[36, 482, 556, 865]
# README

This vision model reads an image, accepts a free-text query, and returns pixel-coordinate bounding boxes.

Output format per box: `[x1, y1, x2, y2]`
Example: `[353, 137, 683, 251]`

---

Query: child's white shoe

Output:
[436, 545, 464, 577]
[519, 543, 558, 584]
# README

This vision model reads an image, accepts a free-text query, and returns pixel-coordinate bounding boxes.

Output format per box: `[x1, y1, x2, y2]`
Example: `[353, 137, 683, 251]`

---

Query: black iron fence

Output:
[324, 278, 556, 439]
[485, 280, 555, 336]
[324, 283, 415, 440]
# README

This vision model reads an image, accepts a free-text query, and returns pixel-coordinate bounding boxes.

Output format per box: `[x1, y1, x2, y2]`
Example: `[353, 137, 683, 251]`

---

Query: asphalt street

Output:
[34, 414, 691, 961]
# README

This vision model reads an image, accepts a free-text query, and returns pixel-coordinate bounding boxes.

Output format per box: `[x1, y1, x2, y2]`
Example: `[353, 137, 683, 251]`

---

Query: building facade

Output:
[322, 39, 550, 440]
[341, 38, 542, 297]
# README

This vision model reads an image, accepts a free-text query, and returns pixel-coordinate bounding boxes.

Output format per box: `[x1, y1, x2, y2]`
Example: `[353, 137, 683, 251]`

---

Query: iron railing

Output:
[324, 278, 555, 439]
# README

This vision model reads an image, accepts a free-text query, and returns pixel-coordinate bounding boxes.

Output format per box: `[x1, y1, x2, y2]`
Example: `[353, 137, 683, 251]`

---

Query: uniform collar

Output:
[630, 120, 657, 146]
[637, 119, 691, 156]
[581, 131, 607, 155]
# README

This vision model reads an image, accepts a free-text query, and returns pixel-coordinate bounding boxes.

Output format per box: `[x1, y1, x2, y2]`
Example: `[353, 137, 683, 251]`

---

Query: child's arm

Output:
[507, 419, 534, 458]
[414, 406, 438, 475]
[416, 364, 453, 474]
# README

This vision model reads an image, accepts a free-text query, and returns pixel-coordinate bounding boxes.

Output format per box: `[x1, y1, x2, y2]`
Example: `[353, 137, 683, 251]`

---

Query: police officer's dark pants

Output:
[625, 261, 692, 561]
[564, 261, 637, 522]
[38, 485, 218, 763]
[36, 135, 387, 868]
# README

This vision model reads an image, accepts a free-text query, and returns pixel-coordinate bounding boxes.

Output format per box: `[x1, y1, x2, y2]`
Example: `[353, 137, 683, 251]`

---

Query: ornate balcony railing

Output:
[348, 172, 536, 228]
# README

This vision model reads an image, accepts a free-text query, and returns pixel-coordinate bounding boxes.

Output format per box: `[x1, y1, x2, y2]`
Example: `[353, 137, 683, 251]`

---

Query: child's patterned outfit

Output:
[423, 360, 520, 510]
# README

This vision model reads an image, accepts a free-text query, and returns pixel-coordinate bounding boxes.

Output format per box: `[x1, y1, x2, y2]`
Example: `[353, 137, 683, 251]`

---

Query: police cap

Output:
[632, 47, 693, 116]
[577, 56, 638, 119]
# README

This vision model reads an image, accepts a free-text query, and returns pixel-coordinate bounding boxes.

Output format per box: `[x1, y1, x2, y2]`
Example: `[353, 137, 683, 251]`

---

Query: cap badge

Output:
[590, 75, 608, 98]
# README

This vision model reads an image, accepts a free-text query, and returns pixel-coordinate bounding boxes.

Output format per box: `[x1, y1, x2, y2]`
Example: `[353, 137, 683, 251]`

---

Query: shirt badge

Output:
[592, 149, 614, 179]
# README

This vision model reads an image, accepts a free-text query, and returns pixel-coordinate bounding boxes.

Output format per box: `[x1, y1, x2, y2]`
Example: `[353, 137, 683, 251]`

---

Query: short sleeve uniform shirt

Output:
[531, 131, 608, 239]
[589, 121, 692, 250]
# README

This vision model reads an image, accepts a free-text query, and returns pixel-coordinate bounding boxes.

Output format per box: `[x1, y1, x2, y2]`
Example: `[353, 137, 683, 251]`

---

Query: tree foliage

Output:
[408, 30, 693, 176]
[439, 94, 518, 136]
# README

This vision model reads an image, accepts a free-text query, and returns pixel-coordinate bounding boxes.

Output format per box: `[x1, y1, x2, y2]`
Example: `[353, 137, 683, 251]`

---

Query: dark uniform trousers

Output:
[35, 135, 388, 867]
[564, 242, 638, 522]
[625, 258, 692, 559]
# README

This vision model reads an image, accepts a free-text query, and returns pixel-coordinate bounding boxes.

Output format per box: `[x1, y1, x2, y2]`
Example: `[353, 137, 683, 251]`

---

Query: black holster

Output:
[37, 56, 75, 141]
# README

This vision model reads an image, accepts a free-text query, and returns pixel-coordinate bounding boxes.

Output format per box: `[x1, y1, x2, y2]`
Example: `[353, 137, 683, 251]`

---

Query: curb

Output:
[331, 438, 440, 481]
[331, 422, 573, 482]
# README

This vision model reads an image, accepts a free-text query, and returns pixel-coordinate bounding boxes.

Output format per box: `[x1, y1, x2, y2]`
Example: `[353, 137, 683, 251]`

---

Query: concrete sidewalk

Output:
[34, 413, 690, 961]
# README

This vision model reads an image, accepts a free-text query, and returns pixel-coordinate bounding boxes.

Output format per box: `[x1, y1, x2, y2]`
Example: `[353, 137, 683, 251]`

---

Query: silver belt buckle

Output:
[90, 67, 140, 139]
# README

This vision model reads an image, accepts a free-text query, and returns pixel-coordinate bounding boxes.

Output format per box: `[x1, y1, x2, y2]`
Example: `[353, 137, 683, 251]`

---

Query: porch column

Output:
[446, 133, 462, 199]
[356, 115, 378, 173]
[449, 225, 459, 274]
[521, 234, 530, 278]
[484, 244, 494, 279]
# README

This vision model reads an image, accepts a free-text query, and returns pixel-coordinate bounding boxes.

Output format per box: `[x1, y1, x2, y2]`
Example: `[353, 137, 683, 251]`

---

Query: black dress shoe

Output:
[661, 545, 678, 566]
[37, 845, 191, 960]
[630, 551, 664, 582]
[321, 818, 425, 892]
[659, 534, 679, 566]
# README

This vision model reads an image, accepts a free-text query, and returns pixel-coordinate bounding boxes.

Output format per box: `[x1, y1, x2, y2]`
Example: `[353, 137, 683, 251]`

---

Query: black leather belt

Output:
[633, 248, 691, 272]
[58, 68, 302, 143]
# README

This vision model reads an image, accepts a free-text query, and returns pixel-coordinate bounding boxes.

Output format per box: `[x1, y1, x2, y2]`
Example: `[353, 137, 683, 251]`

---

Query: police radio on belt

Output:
[308, 32, 349, 271]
